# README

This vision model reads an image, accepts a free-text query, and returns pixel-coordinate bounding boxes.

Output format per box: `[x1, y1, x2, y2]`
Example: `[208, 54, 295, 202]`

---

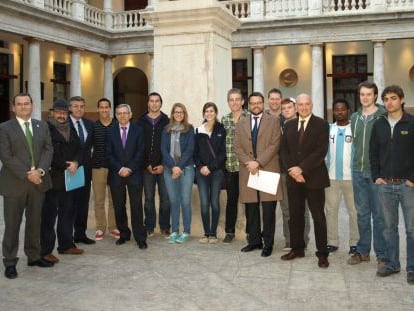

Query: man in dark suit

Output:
[69, 96, 95, 244]
[0, 93, 54, 279]
[106, 104, 147, 249]
[280, 93, 330, 268]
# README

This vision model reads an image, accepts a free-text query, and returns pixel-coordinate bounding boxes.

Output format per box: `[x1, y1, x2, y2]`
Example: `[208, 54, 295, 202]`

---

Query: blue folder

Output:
[64, 165, 85, 191]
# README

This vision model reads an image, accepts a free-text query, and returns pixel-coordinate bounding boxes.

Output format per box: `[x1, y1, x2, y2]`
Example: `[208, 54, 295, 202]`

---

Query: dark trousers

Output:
[245, 200, 276, 247]
[110, 179, 146, 242]
[224, 170, 239, 234]
[73, 167, 92, 239]
[288, 183, 328, 256]
[2, 188, 44, 267]
[41, 189, 76, 255]
[143, 170, 170, 231]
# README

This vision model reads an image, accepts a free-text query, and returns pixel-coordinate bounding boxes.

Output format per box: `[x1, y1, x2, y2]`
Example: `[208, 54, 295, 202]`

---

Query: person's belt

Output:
[384, 178, 407, 184]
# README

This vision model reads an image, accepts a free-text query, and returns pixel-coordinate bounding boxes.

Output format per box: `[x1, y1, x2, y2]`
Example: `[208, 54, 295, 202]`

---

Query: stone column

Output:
[252, 46, 265, 94]
[72, 0, 86, 21]
[103, 0, 113, 29]
[148, 52, 154, 92]
[26, 38, 42, 120]
[69, 48, 82, 97]
[373, 40, 386, 99]
[311, 43, 324, 118]
[101, 55, 115, 116]
[141, 0, 240, 125]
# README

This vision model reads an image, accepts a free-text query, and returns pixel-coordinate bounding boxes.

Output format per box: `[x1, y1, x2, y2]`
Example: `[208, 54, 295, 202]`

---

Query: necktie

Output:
[121, 127, 127, 148]
[298, 120, 305, 145]
[24, 121, 35, 169]
[252, 116, 259, 148]
[77, 120, 85, 143]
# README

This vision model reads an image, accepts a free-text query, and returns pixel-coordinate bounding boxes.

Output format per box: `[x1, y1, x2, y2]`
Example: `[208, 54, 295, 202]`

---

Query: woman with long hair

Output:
[194, 102, 226, 243]
[161, 103, 195, 244]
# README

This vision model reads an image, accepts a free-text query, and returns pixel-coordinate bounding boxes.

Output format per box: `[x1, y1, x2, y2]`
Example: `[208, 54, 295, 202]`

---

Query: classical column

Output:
[252, 46, 265, 95]
[148, 52, 154, 92]
[69, 48, 82, 97]
[373, 40, 386, 98]
[141, 0, 240, 125]
[104, 0, 113, 29]
[26, 38, 42, 120]
[311, 43, 324, 118]
[101, 55, 115, 115]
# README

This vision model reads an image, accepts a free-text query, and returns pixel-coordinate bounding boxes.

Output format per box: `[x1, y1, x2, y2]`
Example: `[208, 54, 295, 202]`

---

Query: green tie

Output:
[24, 121, 35, 169]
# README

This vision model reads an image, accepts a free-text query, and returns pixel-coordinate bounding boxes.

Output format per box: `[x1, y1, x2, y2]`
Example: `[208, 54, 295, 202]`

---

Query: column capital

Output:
[23, 37, 44, 43]
[100, 54, 116, 60]
[67, 46, 84, 52]
[251, 46, 266, 51]
[372, 39, 387, 45]
[309, 42, 324, 47]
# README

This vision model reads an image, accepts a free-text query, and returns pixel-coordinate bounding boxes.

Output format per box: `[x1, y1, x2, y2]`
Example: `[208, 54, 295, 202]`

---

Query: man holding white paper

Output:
[41, 99, 84, 263]
[234, 92, 282, 257]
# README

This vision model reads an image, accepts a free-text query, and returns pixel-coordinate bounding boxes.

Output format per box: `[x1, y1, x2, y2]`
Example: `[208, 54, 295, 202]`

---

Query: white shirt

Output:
[251, 113, 263, 130]
[70, 115, 88, 141]
[297, 114, 312, 131]
[16, 116, 33, 135]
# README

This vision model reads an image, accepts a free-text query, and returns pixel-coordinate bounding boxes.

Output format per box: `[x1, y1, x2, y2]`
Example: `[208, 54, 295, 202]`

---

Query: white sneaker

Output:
[199, 236, 209, 244]
[95, 230, 104, 241]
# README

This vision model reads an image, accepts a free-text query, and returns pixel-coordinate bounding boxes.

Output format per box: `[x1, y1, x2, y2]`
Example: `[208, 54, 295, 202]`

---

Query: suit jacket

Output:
[106, 123, 145, 186]
[0, 118, 53, 196]
[48, 121, 82, 191]
[281, 114, 330, 189]
[69, 117, 93, 180]
[234, 113, 282, 203]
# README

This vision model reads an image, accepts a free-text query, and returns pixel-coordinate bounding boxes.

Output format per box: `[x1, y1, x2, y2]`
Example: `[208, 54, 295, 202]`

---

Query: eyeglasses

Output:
[173, 111, 184, 115]
[116, 112, 130, 116]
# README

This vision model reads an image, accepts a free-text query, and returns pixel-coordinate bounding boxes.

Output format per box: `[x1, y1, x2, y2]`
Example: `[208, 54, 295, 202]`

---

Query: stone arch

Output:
[113, 67, 148, 122]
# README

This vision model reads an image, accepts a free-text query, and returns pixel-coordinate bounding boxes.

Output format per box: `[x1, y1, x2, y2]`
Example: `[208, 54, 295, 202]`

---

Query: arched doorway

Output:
[113, 67, 148, 122]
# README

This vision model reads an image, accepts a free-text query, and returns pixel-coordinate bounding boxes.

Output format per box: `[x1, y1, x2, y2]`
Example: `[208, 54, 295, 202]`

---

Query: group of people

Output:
[0, 82, 413, 285]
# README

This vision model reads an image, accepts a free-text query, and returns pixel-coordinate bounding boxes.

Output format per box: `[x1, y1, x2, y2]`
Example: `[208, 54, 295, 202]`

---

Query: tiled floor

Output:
[0, 188, 413, 310]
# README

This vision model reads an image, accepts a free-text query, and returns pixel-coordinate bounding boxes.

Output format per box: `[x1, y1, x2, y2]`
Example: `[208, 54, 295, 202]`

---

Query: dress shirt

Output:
[16, 116, 33, 135]
[250, 113, 263, 130]
[70, 115, 88, 141]
[297, 114, 312, 131]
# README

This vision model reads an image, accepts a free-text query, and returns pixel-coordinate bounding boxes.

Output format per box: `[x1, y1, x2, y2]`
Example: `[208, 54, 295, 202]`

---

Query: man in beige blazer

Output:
[234, 92, 282, 257]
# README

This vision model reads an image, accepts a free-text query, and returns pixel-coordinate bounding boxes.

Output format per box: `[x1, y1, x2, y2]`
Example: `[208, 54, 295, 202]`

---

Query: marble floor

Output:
[0, 188, 413, 311]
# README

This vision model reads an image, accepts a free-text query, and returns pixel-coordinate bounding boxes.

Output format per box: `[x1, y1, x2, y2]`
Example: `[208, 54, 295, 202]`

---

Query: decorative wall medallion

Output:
[279, 68, 298, 87]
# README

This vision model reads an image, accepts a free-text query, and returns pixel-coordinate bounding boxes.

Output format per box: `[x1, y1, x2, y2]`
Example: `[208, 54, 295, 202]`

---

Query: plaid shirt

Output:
[221, 110, 249, 172]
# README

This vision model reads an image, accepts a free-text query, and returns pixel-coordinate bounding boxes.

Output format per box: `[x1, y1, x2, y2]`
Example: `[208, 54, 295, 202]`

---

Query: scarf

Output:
[170, 123, 184, 164]
[49, 117, 70, 142]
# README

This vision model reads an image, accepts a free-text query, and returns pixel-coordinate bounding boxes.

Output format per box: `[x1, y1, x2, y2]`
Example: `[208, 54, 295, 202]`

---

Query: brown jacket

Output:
[234, 113, 282, 203]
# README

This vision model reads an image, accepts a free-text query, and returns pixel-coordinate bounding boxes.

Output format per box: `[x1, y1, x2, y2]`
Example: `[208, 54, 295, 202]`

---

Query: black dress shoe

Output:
[138, 241, 148, 249]
[74, 236, 96, 244]
[261, 246, 273, 257]
[281, 250, 305, 261]
[4, 266, 17, 279]
[318, 256, 330, 268]
[116, 237, 130, 245]
[241, 244, 263, 252]
[28, 258, 54, 268]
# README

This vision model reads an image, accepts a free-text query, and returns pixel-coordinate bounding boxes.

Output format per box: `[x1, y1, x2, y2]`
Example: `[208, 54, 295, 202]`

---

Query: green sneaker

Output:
[176, 233, 189, 244]
[168, 232, 178, 244]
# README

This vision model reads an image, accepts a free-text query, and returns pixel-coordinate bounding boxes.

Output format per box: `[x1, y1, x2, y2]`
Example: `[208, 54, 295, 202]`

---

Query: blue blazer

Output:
[106, 123, 145, 185]
[161, 126, 195, 170]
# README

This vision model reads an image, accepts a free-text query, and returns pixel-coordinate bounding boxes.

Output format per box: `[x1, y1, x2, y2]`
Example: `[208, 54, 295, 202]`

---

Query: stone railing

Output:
[10, 0, 414, 29]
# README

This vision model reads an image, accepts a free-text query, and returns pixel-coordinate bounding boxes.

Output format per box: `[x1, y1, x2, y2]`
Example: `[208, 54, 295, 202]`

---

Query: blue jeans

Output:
[196, 169, 224, 237]
[143, 170, 170, 231]
[352, 170, 386, 258]
[377, 182, 414, 272]
[163, 166, 194, 234]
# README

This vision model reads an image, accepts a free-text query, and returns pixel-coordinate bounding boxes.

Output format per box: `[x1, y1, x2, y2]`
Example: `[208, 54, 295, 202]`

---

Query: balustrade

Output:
[44, 0, 73, 17]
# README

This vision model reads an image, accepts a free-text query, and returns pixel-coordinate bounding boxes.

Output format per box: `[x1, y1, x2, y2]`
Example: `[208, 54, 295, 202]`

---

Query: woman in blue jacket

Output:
[194, 102, 226, 243]
[161, 103, 195, 244]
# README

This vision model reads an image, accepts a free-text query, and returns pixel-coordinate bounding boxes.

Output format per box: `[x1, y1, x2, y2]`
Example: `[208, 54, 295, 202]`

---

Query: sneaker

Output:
[110, 229, 120, 239]
[349, 246, 357, 255]
[95, 230, 104, 241]
[407, 272, 414, 285]
[176, 233, 189, 244]
[168, 232, 178, 244]
[347, 252, 370, 265]
[209, 236, 218, 244]
[377, 264, 400, 277]
[199, 236, 209, 244]
[223, 234, 234, 243]
[282, 243, 292, 252]
[147, 230, 154, 237]
[327, 245, 338, 252]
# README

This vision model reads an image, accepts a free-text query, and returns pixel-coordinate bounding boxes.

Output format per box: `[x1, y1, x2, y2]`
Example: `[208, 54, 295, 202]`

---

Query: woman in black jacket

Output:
[194, 102, 226, 243]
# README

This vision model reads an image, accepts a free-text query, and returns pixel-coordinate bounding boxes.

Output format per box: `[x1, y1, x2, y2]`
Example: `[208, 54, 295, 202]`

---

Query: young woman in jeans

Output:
[194, 102, 226, 244]
[161, 103, 195, 244]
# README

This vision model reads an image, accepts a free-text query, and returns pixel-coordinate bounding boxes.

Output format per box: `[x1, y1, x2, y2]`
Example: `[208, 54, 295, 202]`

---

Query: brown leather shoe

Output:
[318, 256, 330, 268]
[281, 250, 305, 261]
[58, 247, 84, 255]
[43, 253, 59, 263]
